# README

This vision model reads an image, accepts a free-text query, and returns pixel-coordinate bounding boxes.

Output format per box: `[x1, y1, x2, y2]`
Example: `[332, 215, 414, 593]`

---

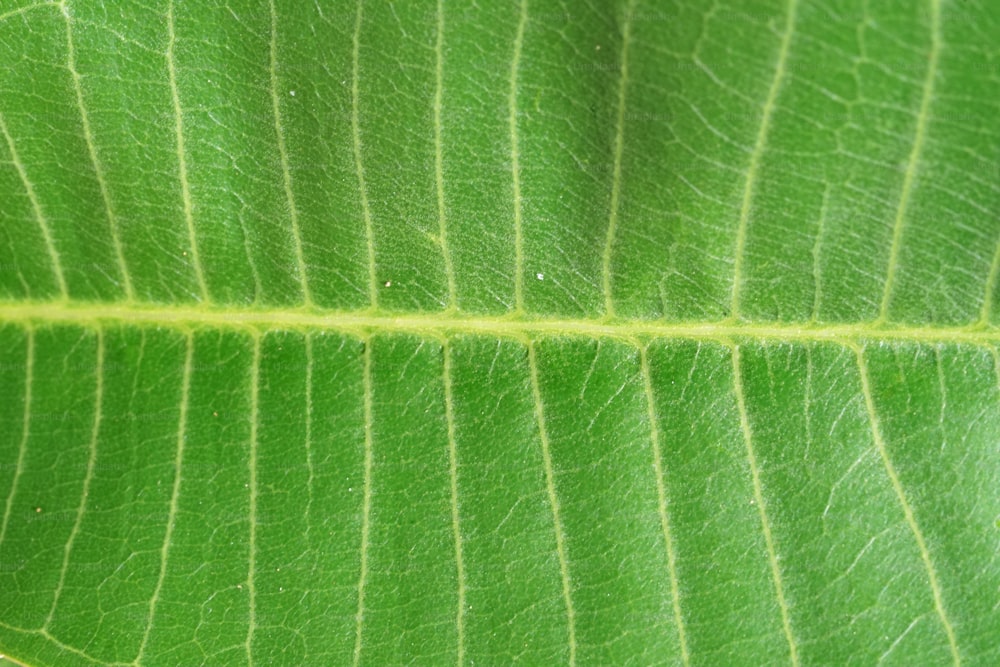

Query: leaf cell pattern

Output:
[0, 0, 998, 665]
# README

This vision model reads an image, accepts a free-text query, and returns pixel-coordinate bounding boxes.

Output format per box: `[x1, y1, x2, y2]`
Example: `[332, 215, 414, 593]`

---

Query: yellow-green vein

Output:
[434, 0, 457, 310]
[62, 2, 134, 301]
[731, 344, 799, 666]
[991, 347, 1000, 398]
[0, 619, 115, 666]
[37, 626, 111, 666]
[0, 328, 33, 549]
[268, 0, 312, 305]
[729, 0, 799, 320]
[878, 0, 941, 322]
[0, 113, 67, 299]
[441, 341, 466, 664]
[810, 183, 830, 321]
[637, 343, 690, 666]
[166, 0, 209, 303]
[934, 345, 947, 451]
[303, 334, 315, 542]
[353, 338, 374, 667]
[602, 0, 637, 318]
[509, 0, 528, 312]
[134, 331, 193, 666]
[979, 235, 1000, 326]
[245, 333, 261, 664]
[0, 1, 59, 23]
[527, 341, 577, 665]
[44, 327, 103, 631]
[804, 346, 814, 461]
[352, 1, 378, 308]
[5, 300, 1000, 348]
[853, 343, 960, 665]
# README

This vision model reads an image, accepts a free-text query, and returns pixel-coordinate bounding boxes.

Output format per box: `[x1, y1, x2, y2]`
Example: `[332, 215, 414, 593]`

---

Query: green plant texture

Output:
[0, 0, 998, 664]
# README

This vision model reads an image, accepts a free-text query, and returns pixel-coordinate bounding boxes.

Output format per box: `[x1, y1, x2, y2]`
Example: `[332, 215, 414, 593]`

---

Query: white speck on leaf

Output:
[536, 273, 544, 280]
[289, 90, 295, 96]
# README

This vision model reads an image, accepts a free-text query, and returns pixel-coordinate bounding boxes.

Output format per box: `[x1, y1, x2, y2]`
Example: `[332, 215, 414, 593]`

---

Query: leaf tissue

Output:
[0, 0, 998, 665]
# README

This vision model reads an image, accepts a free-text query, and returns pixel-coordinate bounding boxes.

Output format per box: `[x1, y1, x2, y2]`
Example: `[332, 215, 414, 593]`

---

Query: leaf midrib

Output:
[1, 301, 998, 347]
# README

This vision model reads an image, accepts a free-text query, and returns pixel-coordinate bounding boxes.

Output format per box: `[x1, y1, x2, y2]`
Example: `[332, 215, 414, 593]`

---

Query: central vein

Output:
[0, 301, 998, 346]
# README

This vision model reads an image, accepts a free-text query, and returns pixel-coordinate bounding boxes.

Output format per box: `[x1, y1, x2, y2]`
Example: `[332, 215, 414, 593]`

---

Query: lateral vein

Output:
[434, 0, 457, 310]
[509, 0, 528, 312]
[878, 0, 941, 322]
[0, 2, 59, 23]
[268, 0, 312, 305]
[134, 331, 194, 665]
[45, 327, 104, 631]
[638, 344, 690, 666]
[442, 341, 466, 664]
[245, 334, 261, 665]
[166, 0, 209, 302]
[351, 1, 378, 308]
[853, 344, 960, 665]
[353, 338, 374, 667]
[601, 0, 637, 317]
[979, 234, 1000, 326]
[0, 113, 67, 299]
[0, 329, 34, 550]
[304, 335, 315, 542]
[731, 344, 799, 666]
[63, 2, 134, 301]
[730, 0, 799, 320]
[527, 341, 577, 665]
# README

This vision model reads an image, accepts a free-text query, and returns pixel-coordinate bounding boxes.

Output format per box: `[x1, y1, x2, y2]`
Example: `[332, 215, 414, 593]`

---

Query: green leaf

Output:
[0, 0, 998, 665]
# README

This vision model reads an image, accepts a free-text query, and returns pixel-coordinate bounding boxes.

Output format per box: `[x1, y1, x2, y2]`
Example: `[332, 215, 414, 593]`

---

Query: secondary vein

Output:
[134, 331, 194, 665]
[509, 0, 528, 313]
[729, 0, 799, 320]
[63, 2, 134, 301]
[268, 0, 312, 305]
[434, 0, 457, 310]
[601, 0, 637, 317]
[878, 0, 941, 322]
[0, 113, 67, 299]
[45, 327, 104, 631]
[441, 341, 466, 664]
[245, 334, 261, 665]
[527, 341, 577, 665]
[731, 344, 799, 666]
[853, 343, 960, 665]
[0, 329, 34, 550]
[353, 338, 374, 666]
[166, 0, 210, 303]
[638, 343, 690, 665]
[351, 0, 378, 308]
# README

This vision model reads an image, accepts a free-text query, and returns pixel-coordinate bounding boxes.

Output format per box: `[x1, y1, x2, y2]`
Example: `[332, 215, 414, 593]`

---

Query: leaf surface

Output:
[0, 0, 998, 665]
